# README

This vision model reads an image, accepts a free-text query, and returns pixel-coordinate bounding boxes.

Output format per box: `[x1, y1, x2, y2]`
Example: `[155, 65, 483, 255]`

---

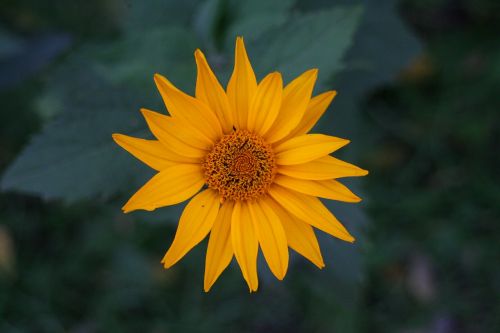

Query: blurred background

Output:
[0, 0, 499, 332]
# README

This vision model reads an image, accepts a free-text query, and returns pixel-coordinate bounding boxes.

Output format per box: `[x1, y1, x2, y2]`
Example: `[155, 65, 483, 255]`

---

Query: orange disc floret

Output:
[202, 130, 276, 201]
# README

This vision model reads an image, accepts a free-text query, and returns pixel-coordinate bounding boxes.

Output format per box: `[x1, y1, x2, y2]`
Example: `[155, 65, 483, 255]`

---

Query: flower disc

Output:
[203, 130, 276, 201]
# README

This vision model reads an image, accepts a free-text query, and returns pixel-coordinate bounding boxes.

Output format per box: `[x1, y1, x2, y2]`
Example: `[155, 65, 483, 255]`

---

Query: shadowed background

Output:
[0, 0, 498, 332]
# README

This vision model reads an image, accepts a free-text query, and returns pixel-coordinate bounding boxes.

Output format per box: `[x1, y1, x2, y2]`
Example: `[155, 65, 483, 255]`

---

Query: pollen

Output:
[202, 130, 276, 201]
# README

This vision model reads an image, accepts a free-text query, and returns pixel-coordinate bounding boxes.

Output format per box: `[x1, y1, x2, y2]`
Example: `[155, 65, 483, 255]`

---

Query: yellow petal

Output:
[248, 197, 288, 280]
[247, 72, 283, 136]
[283, 91, 337, 141]
[154, 74, 222, 143]
[231, 201, 259, 292]
[158, 145, 202, 164]
[162, 189, 220, 268]
[227, 37, 257, 130]
[274, 175, 362, 203]
[112, 134, 174, 171]
[274, 134, 350, 165]
[278, 155, 368, 180]
[266, 198, 324, 268]
[122, 164, 204, 213]
[204, 201, 234, 292]
[265, 69, 317, 143]
[151, 72, 179, 93]
[268, 184, 355, 243]
[195, 49, 234, 133]
[140, 109, 209, 157]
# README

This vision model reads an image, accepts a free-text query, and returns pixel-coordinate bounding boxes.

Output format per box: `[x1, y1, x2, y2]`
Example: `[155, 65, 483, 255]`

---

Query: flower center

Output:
[202, 130, 276, 201]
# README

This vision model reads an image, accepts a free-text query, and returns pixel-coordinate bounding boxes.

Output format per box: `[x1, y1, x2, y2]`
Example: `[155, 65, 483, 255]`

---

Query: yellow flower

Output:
[112, 37, 368, 292]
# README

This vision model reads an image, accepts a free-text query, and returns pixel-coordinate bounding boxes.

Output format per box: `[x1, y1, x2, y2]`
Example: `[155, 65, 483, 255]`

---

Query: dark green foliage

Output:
[359, 1, 500, 331]
[1, 0, 497, 332]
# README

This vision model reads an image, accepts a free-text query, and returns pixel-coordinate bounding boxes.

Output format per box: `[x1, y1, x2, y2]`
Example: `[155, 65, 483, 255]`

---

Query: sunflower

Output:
[112, 37, 368, 292]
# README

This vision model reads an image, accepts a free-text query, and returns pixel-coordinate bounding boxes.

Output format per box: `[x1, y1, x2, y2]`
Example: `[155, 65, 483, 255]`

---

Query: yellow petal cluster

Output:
[113, 37, 368, 292]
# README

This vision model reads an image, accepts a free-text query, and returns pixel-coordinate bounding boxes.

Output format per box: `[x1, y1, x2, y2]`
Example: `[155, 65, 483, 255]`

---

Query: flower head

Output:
[112, 37, 368, 292]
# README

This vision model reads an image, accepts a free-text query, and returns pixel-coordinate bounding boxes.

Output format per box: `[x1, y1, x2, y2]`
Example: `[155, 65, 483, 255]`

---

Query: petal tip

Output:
[153, 73, 173, 90]
[153, 73, 163, 82]
[302, 68, 318, 80]
[275, 273, 286, 281]
[359, 169, 369, 176]
[194, 48, 205, 60]
[161, 256, 174, 269]
[347, 192, 363, 203]
[121, 200, 139, 213]
[203, 279, 213, 292]
[139, 108, 157, 120]
[245, 279, 259, 292]
[235, 36, 247, 51]
[327, 90, 338, 99]
[340, 138, 351, 147]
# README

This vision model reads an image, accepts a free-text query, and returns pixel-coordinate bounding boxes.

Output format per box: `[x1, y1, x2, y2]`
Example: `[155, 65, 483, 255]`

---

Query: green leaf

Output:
[0, 69, 149, 201]
[193, 0, 226, 51]
[224, 0, 295, 47]
[88, 27, 198, 92]
[0, 23, 199, 202]
[314, 0, 422, 150]
[249, 6, 364, 82]
[117, 0, 203, 32]
[225, 13, 290, 48]
[229, 0, 296, 17]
